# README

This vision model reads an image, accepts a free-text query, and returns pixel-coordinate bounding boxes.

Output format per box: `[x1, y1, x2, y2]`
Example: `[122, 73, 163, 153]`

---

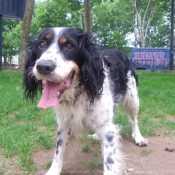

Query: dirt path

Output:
[33, 135, 175, 175]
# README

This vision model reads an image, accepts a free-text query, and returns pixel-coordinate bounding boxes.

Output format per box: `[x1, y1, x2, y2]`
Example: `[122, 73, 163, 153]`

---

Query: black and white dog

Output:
[23, 27, 147, 175]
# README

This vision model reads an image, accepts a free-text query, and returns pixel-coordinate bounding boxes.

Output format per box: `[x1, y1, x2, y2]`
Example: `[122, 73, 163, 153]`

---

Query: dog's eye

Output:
[38, 41, 46, 49]
[64, 44, 73, 50]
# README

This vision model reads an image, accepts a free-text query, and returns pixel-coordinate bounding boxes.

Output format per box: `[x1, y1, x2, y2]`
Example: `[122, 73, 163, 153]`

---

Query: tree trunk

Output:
[133, 0, 155, 47]
[84, 0, 92, 33]
[19, 0, 35, 72]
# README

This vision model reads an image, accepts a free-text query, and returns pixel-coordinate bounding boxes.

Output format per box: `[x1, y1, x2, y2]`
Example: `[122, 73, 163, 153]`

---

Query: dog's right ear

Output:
[23, 39, 42, 101]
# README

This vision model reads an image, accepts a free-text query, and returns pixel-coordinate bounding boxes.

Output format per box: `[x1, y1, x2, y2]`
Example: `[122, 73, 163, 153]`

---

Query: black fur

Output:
[22, 27, 147, 175]
[23, 28, 136, 104]
[23, 28, 105, 104]
[23, 28, 55, 100]
[58, 28, 105, 103]
[23, 39, 42, 101]
[101, 49, 138, 101]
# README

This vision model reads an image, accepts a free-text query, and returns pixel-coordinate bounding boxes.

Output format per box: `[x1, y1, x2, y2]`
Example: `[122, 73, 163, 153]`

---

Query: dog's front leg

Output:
[45, 127, 71, 175]
[97, 124, 124, 175]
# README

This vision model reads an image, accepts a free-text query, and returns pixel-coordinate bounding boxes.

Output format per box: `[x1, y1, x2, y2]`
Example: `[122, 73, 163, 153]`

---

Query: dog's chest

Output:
[53, 93, 114, 137]
[53, 92, 90, 132]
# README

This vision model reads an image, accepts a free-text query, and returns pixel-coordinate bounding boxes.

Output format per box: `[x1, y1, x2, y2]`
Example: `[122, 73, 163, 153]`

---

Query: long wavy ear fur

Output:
[23, 40, 42, 101]
[77, 29, 105, 104]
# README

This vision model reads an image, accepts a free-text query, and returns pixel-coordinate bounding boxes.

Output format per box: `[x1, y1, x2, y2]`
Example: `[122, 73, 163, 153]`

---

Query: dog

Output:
[23, 27, 147, 175]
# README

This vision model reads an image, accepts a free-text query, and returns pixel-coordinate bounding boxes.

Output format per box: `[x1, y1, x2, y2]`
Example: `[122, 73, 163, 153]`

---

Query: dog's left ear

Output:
[23, 40, 42, 101]
[78, 30, 105, 104]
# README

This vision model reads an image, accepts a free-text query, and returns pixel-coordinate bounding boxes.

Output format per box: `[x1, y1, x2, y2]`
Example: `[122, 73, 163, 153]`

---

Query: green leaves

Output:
[2, 0, 171, 60]
[2, 20, 21, 60]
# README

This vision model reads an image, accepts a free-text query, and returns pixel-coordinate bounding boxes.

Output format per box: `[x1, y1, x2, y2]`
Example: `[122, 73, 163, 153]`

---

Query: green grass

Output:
[0, 163, 5, 175]
[115, 71, 175, 138]
[1, 70, 175, 174]
[141, 148, 153, 156]
[82, 145, 90, 153]
[0, 71, 57, 173]
[88, 161, 103, 170]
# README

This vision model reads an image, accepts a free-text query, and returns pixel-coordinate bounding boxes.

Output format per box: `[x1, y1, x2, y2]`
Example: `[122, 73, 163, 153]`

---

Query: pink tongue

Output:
[37, 80, 62, 110]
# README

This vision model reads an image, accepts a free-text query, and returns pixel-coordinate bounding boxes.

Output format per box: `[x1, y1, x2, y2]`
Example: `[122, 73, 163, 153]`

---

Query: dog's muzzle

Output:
[36, 60, 56, 75]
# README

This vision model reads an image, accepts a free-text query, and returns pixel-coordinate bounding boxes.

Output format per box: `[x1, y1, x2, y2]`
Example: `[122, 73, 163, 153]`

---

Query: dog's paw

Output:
[132, 132, 148, 147]
[135, 139, 148, 147]
[134, 137, 148, 147]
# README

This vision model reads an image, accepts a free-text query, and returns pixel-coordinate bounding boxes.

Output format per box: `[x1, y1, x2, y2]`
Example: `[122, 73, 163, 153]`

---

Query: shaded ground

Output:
[32, 134, 175, 175]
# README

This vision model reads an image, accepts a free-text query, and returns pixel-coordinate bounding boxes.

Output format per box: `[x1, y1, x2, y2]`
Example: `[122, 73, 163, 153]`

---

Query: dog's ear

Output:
[78, 31, 105, 104]
[23, 39, 42, 101]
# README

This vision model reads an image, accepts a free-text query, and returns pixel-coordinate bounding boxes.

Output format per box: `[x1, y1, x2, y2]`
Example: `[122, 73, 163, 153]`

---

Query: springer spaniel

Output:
[23, 27, 147, 175]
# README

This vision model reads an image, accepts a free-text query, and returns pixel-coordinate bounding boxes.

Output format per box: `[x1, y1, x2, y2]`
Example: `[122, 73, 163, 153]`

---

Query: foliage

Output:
[2, 20, 21, 64]
[31, 0, 83, 37]
[91, 0, 129, 51]
[146, 1, 170, 47]
[115, 0, 170, 48]
[31, 1, 69, 36]
[2, 0, 172, 63]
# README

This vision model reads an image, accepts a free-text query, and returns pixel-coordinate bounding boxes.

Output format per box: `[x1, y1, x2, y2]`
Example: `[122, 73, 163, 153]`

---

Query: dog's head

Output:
[23, 27, 105, 108]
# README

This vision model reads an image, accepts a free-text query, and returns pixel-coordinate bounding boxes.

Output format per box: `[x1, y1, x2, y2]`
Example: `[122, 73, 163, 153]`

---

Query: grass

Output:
[82, 145, 90, 153]
[0, 71, 57, 173]
[115, 71, 175, 138]
[88, 161, 103, 170]
[0, 163, 5, 175]
[93, 150, 100, 157]
[0, 70, 175, 173]
[141, 148, 153, 156]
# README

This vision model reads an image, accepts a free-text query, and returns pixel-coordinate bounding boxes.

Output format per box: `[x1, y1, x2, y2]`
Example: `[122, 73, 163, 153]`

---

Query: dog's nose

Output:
[36, 60, 56, 75]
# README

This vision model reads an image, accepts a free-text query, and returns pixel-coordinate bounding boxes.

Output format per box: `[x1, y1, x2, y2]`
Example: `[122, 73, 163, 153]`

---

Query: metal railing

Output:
[2, 54, 19, 70]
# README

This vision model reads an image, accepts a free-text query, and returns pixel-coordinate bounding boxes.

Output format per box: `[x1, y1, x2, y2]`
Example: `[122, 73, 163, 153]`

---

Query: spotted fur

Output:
[23, 27, 147, 175]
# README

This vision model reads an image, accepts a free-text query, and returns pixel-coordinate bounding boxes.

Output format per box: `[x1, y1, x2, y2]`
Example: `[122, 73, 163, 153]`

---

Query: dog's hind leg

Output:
[45, 126, 71, 175]
[123, 72, 148, 147]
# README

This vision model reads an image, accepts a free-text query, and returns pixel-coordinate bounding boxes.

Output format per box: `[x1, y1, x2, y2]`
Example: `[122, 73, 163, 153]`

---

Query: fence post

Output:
[0, 15, 2, 71]
[170, 0, 174, 70]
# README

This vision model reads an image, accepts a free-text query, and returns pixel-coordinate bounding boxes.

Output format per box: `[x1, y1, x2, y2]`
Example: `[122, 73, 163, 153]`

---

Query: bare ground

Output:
[33, 134, 175, 175]
[1, 134, 175, 175]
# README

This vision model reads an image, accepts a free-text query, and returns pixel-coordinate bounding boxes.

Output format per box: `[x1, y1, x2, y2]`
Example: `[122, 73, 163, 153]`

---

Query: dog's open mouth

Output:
[37, 71, 75, 109]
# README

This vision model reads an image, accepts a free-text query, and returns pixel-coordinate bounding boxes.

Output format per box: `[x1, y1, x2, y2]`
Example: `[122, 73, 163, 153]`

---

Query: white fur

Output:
[26, 28, 147, 175]
[46, 71, 125, 175]
[45, 70, 147, 175]
[122, 71, 148, 146]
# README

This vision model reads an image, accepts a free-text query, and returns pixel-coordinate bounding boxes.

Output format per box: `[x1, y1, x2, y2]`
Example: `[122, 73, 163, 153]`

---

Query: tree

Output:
[91, 0, 130, 53]
[117, 0, 170, 48]
[145, 1, 170, 47]
[2, 20, 20, 68]
[19, 0, 35, 71]
[51, 0, 83, 29]
[31, 0, 68, 33]
[2, 0, 171, 65]
[84, 0, 91, 32]
[134, 0, 155, 47]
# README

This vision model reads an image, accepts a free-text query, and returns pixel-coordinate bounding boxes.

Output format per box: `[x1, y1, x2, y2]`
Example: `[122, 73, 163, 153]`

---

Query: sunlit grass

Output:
[0, 71, 57, 172]
[115, 71, 175, 138]
[0, 70, 175, 173]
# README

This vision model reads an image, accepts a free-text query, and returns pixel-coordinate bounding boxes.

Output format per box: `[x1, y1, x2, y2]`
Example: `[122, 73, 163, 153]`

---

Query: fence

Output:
[2, 54, 19, 70]
[130, 48, 175, 71]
